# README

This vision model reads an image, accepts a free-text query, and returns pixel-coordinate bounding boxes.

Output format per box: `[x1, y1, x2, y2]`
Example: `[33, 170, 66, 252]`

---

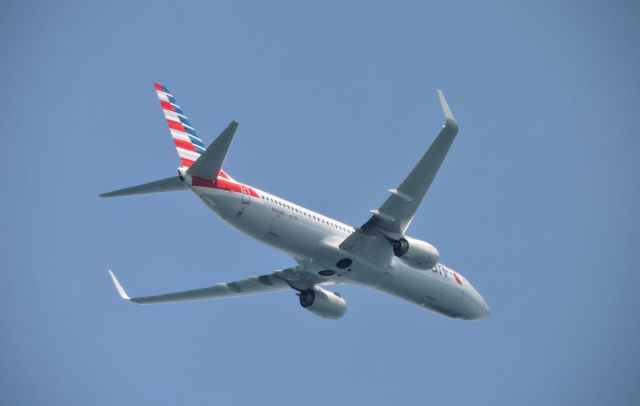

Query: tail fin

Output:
[154, 82, 206, 167]
[100, 83, 239, 199]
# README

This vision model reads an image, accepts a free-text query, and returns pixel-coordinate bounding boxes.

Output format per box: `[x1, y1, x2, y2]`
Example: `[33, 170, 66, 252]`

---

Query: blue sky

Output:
[2, 1, 639, 404]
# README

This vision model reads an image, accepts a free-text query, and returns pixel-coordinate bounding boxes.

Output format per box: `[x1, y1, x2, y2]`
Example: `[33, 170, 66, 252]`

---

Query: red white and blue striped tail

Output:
[154, 83, 207, 168]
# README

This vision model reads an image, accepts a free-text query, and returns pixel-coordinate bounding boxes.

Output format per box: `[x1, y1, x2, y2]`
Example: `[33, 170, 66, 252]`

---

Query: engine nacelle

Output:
[392, 237, 440, 270]
[298, 287, 347, 320]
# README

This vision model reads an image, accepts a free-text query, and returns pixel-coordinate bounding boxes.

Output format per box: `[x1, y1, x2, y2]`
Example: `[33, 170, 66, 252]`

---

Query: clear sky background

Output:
[1, 1, 639, 405]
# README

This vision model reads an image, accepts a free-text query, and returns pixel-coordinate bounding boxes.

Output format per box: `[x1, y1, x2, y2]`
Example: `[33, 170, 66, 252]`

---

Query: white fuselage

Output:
[190, 178, 490, 320]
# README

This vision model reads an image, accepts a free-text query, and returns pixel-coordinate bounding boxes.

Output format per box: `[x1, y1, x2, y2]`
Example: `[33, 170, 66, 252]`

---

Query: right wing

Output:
[361, 90, 459, 236]
[107, 269, 328, 304]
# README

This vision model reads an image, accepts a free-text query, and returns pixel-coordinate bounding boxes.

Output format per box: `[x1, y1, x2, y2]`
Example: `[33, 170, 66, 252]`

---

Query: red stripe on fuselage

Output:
[453, 272, 463, 285]
[191, 176, 216, 188]
[191, 174, 260, 198]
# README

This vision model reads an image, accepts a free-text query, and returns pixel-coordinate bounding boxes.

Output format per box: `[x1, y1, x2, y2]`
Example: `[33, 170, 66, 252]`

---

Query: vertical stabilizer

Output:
[154, 83, 207, 167]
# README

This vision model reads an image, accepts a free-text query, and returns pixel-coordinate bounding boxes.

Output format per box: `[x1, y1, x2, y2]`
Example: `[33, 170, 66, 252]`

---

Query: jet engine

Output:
[298, 286, 347, 319]
[391, 237, 440, 270]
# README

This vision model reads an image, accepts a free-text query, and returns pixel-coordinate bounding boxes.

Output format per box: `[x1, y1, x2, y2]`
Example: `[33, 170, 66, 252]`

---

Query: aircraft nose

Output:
[476, 295, 490, 319]
[463, 287, 490, 320]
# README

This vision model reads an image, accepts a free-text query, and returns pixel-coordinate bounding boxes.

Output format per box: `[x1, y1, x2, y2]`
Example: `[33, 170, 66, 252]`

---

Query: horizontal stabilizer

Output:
[100, 176, 186, 198]
[187, 121, 238, 180]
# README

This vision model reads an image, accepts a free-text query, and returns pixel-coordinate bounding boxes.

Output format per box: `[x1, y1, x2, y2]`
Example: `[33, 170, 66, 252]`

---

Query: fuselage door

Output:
[240, 184, 250, 205]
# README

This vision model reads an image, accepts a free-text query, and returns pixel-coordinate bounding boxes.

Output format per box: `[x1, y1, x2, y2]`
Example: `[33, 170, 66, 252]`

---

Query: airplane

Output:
[103, 83, 490, 320]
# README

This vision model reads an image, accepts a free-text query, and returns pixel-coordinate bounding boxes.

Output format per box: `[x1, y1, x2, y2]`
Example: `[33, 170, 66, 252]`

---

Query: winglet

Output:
[437, 89, 458, 130]
[108, 270, 131, 301]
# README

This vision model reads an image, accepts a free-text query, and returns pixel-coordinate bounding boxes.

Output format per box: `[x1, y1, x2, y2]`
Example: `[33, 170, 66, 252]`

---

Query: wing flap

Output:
[339, 231, 394, 267]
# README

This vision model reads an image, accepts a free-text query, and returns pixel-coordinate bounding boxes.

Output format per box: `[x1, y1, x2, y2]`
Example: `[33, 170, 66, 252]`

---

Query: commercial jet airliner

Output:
[103, 83, 490, 320]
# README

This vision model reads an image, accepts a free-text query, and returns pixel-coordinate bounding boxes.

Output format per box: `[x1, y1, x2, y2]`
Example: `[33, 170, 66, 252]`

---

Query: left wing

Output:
[108, 270, 292, 304]
[100, 176, 186, 198]
[361, 90, 458, 236]
[107, 268, 329, 304]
